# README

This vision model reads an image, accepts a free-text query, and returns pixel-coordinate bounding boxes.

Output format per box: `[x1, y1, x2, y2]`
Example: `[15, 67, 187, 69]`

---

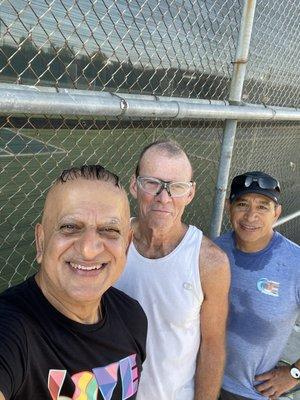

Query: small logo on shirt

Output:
[257, 278, 279, 297]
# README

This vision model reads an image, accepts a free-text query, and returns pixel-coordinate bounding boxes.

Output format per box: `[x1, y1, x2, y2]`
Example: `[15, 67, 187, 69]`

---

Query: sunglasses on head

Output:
[233, 174, 280, 192]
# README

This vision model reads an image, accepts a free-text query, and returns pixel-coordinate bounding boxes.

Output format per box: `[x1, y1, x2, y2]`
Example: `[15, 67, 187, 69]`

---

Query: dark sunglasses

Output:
[233, 174, 280, 192]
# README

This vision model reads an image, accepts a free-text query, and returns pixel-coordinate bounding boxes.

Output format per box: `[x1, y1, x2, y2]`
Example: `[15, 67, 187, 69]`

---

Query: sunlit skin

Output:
[130, 148, 195, 255]
[127, 146, 230, 399]
[35, 178, 131, 324]
[228, 193, 281, 253]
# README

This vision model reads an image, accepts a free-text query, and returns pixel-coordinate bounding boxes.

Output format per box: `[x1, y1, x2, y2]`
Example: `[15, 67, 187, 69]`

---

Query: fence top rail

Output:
[0, 83, 300, 121]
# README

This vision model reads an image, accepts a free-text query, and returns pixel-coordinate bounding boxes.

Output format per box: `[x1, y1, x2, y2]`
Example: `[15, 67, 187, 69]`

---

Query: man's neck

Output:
[35, 274, 102, 324]
[133, 220, 188, 259]
[235, 232, 274, 253]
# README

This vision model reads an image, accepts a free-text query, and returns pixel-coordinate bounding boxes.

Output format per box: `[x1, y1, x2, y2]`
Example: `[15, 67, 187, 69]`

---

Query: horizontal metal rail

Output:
[274, 210, 300, 228]
[0, 84, 300, 121]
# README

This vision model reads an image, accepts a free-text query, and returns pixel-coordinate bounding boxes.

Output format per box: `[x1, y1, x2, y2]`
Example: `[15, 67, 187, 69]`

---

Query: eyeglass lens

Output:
[138, 177, 191, 197]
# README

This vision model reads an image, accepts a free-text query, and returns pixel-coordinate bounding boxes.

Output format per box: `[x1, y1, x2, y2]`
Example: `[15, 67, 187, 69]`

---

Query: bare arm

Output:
[194, 236, 230, 400]
[0, 391, 5, 400]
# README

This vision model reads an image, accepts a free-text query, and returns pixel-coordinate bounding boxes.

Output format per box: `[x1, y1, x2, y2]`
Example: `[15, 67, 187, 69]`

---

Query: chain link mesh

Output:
[0, 0, 241, 96]
[222, 121, 300, 239]
[0, 0, 299, 296]
[244, 0, 300, 107]
[0, 116, 224, 291]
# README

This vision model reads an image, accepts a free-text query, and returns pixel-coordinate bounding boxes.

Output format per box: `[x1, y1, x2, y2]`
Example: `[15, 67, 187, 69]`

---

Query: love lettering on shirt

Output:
[48, 354, 139, 400]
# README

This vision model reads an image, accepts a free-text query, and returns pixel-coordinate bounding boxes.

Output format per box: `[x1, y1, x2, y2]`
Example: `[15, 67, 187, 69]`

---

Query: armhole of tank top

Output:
[188, 226, 203, 300]
[129, 217, 138, 255]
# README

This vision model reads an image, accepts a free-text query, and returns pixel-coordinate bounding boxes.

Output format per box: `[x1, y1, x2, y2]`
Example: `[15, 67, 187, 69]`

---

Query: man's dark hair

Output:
[135, 139, 192, 177]
[58, 165, 120, 187]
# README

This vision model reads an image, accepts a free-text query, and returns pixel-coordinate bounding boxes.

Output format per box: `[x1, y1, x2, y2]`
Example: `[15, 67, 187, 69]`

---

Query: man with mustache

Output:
[115, 139, 230, 400]
[215, 171, 300, 400]
[0, 165, 147, 400]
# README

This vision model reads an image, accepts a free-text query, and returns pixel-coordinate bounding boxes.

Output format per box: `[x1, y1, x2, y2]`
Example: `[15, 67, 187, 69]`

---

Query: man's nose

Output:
[75, 229, 103, 259]
[244, 207, 258, 221]
[155, 186, 171, 203]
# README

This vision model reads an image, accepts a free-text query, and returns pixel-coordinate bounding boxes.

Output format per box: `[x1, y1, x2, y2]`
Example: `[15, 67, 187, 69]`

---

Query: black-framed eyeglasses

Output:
[233, 174, 280, 192]
[137, 176, 194, 198]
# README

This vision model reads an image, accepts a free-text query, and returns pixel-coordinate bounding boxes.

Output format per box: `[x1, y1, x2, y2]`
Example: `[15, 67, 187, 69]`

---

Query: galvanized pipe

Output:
[210, 0, 257, 238]
[273, 211, 300, 228]
[0, 83, 229, 106]
[0, 85, 300, 120]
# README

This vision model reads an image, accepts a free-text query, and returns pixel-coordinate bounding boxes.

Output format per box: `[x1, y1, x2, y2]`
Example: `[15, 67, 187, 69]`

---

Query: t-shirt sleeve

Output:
[288, 244, 300, 306]
[0, 306, 28, 399]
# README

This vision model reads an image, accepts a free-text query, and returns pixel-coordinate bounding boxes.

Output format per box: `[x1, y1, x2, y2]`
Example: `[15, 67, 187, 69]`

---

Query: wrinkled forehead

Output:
[140, 148, 193, 179]
[42, 178, 130, 224]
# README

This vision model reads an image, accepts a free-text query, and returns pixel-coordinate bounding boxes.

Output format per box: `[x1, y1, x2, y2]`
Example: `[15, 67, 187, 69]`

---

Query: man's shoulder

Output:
[0, 278, 32, 308]
[274, 231, 300, 262]
[0, 290, 29, 338]
[213, 231, 233, 248]
[106, 287, 147, 320]
[105, 287, 147, 347]
[276, 231, 300, 251]
[199, 236, 230, 296]
[200, 235, 230, 271]
[0, 276, 46, 333]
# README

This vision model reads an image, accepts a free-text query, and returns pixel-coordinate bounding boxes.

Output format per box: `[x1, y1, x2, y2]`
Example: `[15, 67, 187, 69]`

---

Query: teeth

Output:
[69, 262, 106, 271]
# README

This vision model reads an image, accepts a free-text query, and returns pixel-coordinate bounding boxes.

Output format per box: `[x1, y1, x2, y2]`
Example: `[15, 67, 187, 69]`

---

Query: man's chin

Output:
[66, 287, 105, 304]
[148, 218, 173, 229]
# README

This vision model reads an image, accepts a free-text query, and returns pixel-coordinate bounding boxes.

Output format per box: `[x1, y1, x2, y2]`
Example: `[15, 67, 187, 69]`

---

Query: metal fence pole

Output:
[210, 0, 257, 238]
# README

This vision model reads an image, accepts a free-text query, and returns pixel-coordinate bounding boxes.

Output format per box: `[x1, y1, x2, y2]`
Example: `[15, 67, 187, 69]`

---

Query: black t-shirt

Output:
[0, 276, 147, 400]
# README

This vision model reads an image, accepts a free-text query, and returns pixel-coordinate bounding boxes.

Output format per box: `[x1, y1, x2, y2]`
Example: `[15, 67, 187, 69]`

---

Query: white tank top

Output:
[115, 225, 204, 400]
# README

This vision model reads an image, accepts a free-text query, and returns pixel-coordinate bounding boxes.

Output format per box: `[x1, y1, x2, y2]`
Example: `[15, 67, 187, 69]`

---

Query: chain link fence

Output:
[0, 2, 299, 396]
[0, 0, 299, 297]
[0, 0, 241, 97]
[222, 120, 300, 234]
[244, 1, 300, 107]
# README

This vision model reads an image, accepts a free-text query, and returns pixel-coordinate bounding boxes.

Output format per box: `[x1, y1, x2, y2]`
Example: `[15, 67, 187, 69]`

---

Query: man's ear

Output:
[35, 223, 44, 264]
[129, 175, 138, 199]
[274, 204, 282, 222]
[185, 182, 196, 206]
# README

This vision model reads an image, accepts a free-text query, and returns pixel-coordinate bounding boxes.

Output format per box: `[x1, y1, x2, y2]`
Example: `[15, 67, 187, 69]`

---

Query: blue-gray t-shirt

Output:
[215, 231, 300, 399]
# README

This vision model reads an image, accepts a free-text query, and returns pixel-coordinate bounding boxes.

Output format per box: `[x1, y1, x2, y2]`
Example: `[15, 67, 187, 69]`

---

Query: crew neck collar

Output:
[232, 230, 279, 257]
